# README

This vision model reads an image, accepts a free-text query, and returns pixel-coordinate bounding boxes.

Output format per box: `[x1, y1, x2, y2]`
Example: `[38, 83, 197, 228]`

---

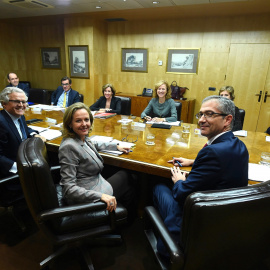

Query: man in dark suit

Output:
[153, 95, 249, 256]
[0, 87, 45, 178]
[6, 72, 29, 97]
[51, 76, 80, 107]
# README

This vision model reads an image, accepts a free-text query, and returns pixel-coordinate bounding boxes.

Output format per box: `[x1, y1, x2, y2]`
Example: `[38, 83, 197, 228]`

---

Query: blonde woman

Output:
[141, 80, 177, 122]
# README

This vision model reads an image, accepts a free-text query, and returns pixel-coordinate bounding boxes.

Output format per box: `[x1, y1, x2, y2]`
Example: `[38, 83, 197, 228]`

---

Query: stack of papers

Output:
[29, 125, 62, 141]
[248, 163, 270, 182]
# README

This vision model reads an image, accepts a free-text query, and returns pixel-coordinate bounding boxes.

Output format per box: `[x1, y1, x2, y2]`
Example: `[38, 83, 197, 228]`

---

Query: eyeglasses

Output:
[9, 100, 27, 105]
[196, 111, 228, 119]
[122, 135, 138, 143]
[62, 83, 70, 86]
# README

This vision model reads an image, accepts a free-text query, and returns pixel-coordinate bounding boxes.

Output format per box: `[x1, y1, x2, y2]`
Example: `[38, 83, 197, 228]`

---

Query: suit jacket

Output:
[59, 136, 118, 204]
[51, 87, 80, 107]
[90, 96, 121, 114]
[173, 131, 249, 207]
[6, 82, 29, 97]
[0, 110, 37, 177]
[156, 131, 249, 245]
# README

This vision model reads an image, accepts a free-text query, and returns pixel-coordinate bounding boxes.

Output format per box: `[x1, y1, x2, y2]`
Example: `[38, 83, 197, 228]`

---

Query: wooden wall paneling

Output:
[23, 23, 66, 90]
[225, 44, 270, 132]
[0, 22, 27, 90]
[64, 17, 94, 105]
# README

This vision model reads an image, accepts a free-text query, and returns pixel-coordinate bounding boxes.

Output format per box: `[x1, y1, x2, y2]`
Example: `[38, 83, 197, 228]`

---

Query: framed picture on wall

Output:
[166, 48, 200, 74]
[40, 47, 61, 69]
[68, 45, 89, 78]
[121, 48, 148, 72]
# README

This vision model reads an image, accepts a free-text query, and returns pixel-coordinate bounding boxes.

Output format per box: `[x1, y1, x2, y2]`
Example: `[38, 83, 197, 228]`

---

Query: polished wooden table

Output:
[25, 109, 269, 184]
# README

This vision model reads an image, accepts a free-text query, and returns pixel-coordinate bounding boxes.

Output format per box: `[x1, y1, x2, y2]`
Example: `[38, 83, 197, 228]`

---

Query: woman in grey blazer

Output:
[59, 102, 135, 213]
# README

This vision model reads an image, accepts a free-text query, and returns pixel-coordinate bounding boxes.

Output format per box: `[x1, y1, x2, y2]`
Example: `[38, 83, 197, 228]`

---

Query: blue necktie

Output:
[19, 118, 27, 140]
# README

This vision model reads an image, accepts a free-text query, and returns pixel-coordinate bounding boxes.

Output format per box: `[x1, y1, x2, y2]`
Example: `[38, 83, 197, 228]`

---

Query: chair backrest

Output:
[117, 96, 131, 115]
[79, 94, 84, 103]
[181, 181, 270, 270]
[175, 101, 182, 121]
[28, 88, 49, 104]
[238, 108, 245, 128]
[20, 81, 31, 89]
[17, 138, 60, 224]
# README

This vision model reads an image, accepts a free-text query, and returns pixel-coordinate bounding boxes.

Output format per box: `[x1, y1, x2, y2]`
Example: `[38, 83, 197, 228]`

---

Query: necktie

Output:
[63, 92, 67, 107]
[19, 118, 27, 141]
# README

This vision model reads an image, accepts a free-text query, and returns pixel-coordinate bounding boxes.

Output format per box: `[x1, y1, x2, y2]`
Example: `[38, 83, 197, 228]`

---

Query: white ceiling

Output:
[0, 0, 268, 20]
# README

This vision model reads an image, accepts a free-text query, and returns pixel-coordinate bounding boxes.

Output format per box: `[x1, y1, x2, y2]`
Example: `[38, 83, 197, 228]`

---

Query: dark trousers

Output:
[153, 183, 182, 257]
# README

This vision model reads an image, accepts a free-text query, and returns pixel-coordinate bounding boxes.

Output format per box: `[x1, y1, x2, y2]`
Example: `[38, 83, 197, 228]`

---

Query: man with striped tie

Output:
[0, 87, 45, 178]
[51, 76, 80, 107]
[153, 95, 249, 257]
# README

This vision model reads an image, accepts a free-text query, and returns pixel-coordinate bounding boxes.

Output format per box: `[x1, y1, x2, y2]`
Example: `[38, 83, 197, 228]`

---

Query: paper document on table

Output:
[28, 125, 62, 141]
[266, 136, 270, 142]
[248, 163, 270, 182]
[112, 139, 135, 148]
[146, 121, 181, 126]
[233, 130, 247, 137]
[99, 150, 123, 156]
[89, 135, 113, 143]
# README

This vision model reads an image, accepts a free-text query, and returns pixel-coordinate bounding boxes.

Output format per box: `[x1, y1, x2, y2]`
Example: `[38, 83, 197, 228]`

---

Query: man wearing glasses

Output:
[6, 72, 29, 97]
[0, 87, 45, 178]
[153, 95, 249, 257]
[51, 76, 80, 107]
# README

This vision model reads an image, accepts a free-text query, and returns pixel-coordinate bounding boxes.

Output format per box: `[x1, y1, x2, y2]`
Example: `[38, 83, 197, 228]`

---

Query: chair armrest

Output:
[38, 201, 107, 222]
[0, 174, 19, 185]
[144, 206, 184, 267]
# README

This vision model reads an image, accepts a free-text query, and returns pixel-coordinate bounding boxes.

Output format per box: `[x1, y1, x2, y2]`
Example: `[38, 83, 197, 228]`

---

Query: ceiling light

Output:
[96, 6, 102, 9]
[153, 1, 160, 4]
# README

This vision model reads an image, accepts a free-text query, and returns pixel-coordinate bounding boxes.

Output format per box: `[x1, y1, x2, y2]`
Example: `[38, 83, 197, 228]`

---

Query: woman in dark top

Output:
[90, 84, 121, 114]
[219, 86, 243, 131]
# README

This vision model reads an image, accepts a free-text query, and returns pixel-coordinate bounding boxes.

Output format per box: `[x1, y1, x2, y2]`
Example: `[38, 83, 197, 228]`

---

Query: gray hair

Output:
[202, 95, 235, 129]
[0, 87, 28, 104]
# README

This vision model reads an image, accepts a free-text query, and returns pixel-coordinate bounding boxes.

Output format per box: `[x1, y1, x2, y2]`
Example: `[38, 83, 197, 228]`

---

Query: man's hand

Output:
[171, 166, 187, 184]
[34, 134, 46, 142]
[168, 157, 194, 167]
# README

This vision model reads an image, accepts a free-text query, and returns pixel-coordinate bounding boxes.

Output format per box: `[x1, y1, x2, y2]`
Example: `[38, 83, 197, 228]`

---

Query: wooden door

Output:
[225, 44, 270, 132]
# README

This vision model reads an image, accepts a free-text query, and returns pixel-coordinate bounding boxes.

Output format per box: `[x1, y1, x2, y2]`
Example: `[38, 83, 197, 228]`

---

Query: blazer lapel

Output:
[2, 110, 22, 143]
[84, 139, 104, 163]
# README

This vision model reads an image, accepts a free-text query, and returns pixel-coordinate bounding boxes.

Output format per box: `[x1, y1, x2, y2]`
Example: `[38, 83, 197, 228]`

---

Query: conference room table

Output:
[25, 108, 269, 185]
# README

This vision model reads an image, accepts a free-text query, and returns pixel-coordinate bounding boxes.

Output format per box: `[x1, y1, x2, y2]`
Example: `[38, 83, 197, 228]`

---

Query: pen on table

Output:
[173, 157, 182, 167]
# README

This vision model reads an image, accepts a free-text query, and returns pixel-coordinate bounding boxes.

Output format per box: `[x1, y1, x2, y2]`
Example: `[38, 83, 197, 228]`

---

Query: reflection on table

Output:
[25, 109, 268, 183]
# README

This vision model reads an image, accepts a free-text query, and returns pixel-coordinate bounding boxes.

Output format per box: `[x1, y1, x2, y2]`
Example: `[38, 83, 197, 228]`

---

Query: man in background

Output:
[153, 95, 249, 257]
[6, 72, 29, 97]
[51, 76, 80, 107]
[0, 87, 45, 178]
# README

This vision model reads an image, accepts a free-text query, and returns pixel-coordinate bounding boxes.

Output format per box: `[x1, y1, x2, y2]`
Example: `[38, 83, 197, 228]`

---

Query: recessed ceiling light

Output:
[153, 1, 160, 4]
[96, 6, 102, 9]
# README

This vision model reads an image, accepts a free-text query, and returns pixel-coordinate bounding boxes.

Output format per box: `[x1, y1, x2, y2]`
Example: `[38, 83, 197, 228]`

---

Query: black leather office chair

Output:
[20, 81, 31, 89]
[174, 102, 182, 121]
[238, 108, 245, 128]
[28, 88, 49, 104]
[144, 181, 270, 270]
[0, 175, 26, 232]
[117, 96, 131, 115]
[17, 137, 127, 269]
[79, 93, 84, 103]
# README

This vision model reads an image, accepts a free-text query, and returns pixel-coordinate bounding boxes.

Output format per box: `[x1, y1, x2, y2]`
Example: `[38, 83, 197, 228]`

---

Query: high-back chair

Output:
[17, 137, 127, 269]
[144, 181, 270, 270]
[28, 88, 49, 104]
[238, 108, 245, 129]
[117, 96, 131, 115]
[174, 101, 182, 121]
